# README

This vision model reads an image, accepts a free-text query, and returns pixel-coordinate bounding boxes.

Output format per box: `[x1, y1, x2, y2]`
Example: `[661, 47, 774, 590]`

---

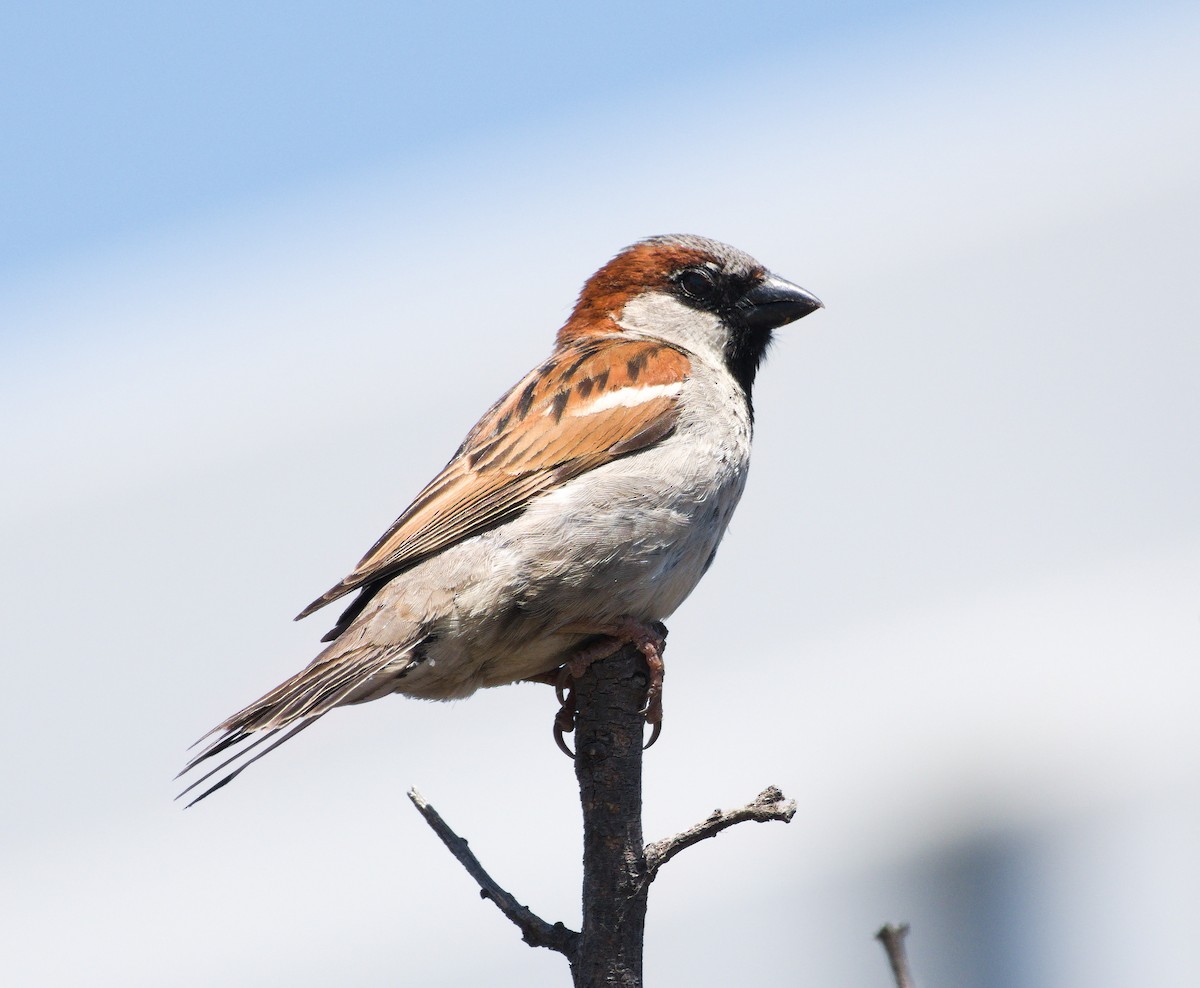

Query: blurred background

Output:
[3, 1, 1197, 984]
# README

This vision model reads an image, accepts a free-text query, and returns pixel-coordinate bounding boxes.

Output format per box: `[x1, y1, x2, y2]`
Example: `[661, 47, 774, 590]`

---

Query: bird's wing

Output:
[296, 337, 692, 622]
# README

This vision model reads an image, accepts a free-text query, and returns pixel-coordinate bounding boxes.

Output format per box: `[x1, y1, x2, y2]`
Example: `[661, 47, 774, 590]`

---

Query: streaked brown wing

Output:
[296, 337, 692, 623]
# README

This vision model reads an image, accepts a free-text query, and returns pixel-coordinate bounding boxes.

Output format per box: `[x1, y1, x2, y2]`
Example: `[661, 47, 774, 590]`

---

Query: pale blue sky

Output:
[2, 0, 1124, 276]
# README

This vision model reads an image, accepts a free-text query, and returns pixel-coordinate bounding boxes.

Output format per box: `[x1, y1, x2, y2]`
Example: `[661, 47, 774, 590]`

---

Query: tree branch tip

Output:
[876, 922, 910, 942]
[876, 922, 916, 988]
[643, 785, 799, 878]
[405, 782, 578, 960]
[752, 785, 797, 821]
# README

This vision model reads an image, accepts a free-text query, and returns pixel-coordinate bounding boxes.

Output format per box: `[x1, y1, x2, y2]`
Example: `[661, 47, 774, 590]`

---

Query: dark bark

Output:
[409, 635, 796, 986]
[408, 788, 579, 958]
[571, 642, 652, 988]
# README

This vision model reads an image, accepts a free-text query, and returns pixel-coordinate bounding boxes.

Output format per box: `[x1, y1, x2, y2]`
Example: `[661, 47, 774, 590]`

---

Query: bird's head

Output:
[559, 234, 822, 395]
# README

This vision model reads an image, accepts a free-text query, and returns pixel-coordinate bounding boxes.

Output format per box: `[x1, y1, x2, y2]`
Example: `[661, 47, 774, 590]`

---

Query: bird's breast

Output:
[380, 362, 754, 695]
[504, 363, 753, 618]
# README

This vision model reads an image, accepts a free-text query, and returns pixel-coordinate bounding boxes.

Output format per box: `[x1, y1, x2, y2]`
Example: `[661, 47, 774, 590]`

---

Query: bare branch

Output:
[643, 786, 797, 879]
[572, 642, 653, 987]
[409, 647, 798, 987]
[875, 923, 917, 988]
[407, 788, 579, 958]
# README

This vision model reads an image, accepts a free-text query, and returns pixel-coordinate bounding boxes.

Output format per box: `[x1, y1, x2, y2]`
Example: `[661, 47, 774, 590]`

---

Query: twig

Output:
[643, 786, 797, 879]
[407, 788, 579, 958]
[876, 922, 917, 988]
[410, 641, 798, 987]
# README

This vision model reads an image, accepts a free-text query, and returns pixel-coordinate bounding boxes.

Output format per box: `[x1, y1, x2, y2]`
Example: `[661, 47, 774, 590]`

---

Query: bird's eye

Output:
[677, 268, 717, 303]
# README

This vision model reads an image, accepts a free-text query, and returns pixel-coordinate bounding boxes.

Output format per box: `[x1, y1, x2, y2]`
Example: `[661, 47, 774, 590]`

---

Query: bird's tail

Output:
[176, 642, 407, 807]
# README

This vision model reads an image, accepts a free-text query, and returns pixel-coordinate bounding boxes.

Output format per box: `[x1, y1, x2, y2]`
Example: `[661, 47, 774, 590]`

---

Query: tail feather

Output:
[269, 648, 386, 725]
[177, 643, 408, 806]
[176, 728, 285, 803]
[178, 722, 316, 808]
[176, 728, 252, 778]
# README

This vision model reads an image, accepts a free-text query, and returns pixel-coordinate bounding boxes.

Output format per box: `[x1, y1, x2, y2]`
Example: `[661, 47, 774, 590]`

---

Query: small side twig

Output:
[410, 647, 798, 987]
[876, 922, 916, 988]
[643, 785, 797, 880]
[407, 788, 578, 958]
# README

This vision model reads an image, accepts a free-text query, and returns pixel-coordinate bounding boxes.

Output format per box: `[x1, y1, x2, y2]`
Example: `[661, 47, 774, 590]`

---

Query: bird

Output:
[178, 234, 822, 805]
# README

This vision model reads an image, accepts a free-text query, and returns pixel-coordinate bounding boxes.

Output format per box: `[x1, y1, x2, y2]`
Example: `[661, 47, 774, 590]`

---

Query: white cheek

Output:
[616, 292, 729, 366]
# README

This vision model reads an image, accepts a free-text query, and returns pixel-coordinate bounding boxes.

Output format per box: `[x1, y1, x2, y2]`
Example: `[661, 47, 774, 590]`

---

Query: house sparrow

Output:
[179, 234, 822, 804]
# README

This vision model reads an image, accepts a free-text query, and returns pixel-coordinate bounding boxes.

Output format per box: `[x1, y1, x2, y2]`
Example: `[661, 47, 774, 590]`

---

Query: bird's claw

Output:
[552, 681, 577, 758]
[548, 617, 667, 758]
[641, 686, 663, 750]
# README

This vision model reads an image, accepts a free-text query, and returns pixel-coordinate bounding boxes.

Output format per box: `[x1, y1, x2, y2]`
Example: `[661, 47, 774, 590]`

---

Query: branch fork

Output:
[408, 784, 794, 974]
[407, 637, 796, 986]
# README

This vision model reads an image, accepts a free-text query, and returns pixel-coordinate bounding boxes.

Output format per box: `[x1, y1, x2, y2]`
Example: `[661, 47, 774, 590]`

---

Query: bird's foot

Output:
[549, 617, 666, 758]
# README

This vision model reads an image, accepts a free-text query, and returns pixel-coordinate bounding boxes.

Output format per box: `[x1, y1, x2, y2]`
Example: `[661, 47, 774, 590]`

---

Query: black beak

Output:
[737, 274, 824, 331]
